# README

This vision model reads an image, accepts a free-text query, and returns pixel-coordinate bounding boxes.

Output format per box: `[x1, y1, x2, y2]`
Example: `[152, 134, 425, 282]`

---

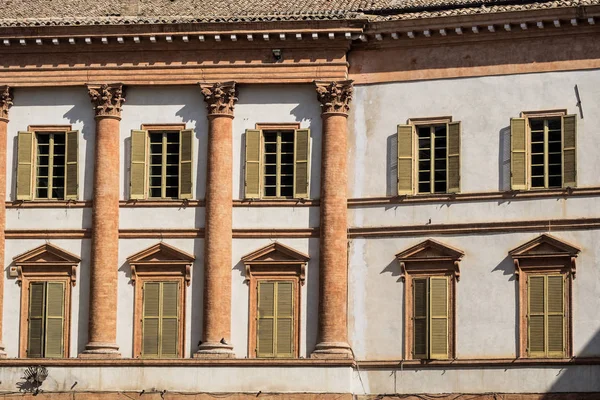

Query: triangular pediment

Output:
[395, 239, 464, 262]
[241, 242, 310, 264]
[509, 234, 580, 258]
[127, 242, 195, 264]
[13, 243, 81, 265]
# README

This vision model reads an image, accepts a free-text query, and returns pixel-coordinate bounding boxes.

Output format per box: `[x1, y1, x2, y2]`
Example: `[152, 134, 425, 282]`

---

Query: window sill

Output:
[234, 199, 318, 207]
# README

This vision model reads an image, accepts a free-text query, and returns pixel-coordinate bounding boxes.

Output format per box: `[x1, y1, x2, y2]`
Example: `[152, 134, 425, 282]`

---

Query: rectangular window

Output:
[417, 125, 447, 194]
[263, 130, 295, 198]
[27, 281, 65, 358]
[412, 276, 449, 360]
[142, 281, 180, 358]
[35, 132, 66, 199]
[527, 274, 565, 358]
[529, 118, 562, 189]
[256, 280, 295, 358]
[148, 131, 180, 199]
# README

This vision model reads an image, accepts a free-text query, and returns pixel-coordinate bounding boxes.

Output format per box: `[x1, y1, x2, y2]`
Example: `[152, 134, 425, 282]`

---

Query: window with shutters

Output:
[128, 242, 194, 358]
[396, 239, 463, 360]
[244, 123, 310, 199]
[129, 124, 194, 200]
[16, 126, 79, 201]
[14, 243, 79, 358]
[242, 242, 309, 358]
[397, 117, 461, 195]
[510, 234, 578, 359]
[510, 110, 577, 190]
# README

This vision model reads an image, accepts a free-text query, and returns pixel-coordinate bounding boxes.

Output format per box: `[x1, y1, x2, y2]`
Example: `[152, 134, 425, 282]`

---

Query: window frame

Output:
[396, 239, 463, 361]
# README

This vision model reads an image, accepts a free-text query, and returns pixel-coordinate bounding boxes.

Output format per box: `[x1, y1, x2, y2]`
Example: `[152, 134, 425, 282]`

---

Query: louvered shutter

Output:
[28, 282, 46, 358]
[142, 282, 160, 357]
[447, 122, 461, 193]
[276, 282, 294, 357]
[160, 282, 179, 358]
[130, 130, 148, 199]
[528, 275, 545, 357]
[547, 275, 565, 357]
[245, 129, 261, 199]
[17, 131, 34, 200]
[429, 277, 449, 359]
[510, 118, 527, 190]
[179, 129, 194, 199]
[257, 281, 275, 357]
[65, 130, 79, 200]
[412, 278, 428, 359]
[44, 282, 65, 358]
[293, 129, 310, 199]
[397, 125, 414, 195]
[562, 115, 577, 188]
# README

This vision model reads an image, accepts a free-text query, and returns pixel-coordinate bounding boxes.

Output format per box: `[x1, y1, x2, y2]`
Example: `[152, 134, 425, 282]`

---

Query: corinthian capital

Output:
[199, 81, 238, 116]
[0, 86, 14, 121]
[315, 80, 353, 115]
[87, 83, 126, 119]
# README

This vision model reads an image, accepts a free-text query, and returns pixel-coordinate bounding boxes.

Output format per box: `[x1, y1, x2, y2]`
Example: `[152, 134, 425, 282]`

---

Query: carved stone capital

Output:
[0, 86, 14, 121]
[315, 80, 353, 115]
[199, 81, 238, 116]
[87, 83, 126, 119]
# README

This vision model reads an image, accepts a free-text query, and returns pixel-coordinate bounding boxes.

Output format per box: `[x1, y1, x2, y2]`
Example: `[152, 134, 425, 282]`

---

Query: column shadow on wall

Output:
[305, 235, 319, 356]
[64, 104, 95, 200]
[190, 237, 204, 356]
[118, 259, 134, 357]
[123, 137, 131, 200]
[77, 239, 91, 355]
[491, 255, 520, 356]
[381, 257, 405, 358]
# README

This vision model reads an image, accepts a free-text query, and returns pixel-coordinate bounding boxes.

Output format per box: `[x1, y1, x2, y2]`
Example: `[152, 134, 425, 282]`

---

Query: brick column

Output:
[312, 81, 353, 359]
[195, 82, 238, 358]
[0, 86, 13, 358]
[80, 83, 125, 358]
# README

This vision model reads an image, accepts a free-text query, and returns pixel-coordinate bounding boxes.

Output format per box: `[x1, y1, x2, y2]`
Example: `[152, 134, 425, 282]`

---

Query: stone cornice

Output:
[87, 83, 125, 119]
[199, 81, 238, 116]
[315, 80, 353, 115]
[0, 86, 13, 121]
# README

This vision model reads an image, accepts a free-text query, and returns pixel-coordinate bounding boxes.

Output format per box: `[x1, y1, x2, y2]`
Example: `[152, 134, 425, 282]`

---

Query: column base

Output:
[194, 342, 235, 359]
[311, 342, 353, 359]
[79, 342, 121, 358]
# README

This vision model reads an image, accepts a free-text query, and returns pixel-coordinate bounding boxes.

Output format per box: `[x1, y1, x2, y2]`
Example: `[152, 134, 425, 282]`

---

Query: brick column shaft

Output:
[313, 81, 353, 359]
[0, 85, 12, 358]
[81, 84, 125, 358]
[196, 82, 237, 358]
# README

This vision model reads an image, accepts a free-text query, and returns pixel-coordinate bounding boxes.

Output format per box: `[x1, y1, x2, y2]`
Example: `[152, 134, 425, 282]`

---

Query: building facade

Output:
[0, 0, 599, 398]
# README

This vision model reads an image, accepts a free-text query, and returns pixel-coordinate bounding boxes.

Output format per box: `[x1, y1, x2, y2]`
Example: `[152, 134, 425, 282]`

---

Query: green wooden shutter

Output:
[429, 277, 449, 359]
[142, 282, 160, 357]
[65, 130, 79, 200]
[547, 275, 565, 357]
[179, 129, 194, 199]
[562, 115, 577, 188]
[17, 131, 34, 200]
[245, 129, 261, 199]
[447, 122, 461, 193]
[528, 275, 545, 357]
[293, 129, 310, 199]
[130, 130, 148, 200]
[397, 125, 414, 195]
[44, 282, 65, 358]
[276, 282, 294, 357]
[412, 278, 428, 359]
[257, 281, 275, 357]
[28, 282, 46, 358]
[510, 118, 527, 190]
[160, 282, 179, 358]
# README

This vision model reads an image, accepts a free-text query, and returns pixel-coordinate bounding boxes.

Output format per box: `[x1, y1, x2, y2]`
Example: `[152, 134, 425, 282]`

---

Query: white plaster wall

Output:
[231, 238, 319, 358]
[348, 230, 600, 360]
[3, 239, 90, 358]
[348, 69, 600, 198]
[7, 87, 95, 201]
[232, 206, 319, 229]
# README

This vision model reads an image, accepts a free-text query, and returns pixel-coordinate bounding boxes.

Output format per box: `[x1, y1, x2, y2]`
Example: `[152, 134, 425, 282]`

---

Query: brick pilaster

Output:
[312, 80, 354, 359]
[80, 83, 125, 358]
[195, 82, 238, 358]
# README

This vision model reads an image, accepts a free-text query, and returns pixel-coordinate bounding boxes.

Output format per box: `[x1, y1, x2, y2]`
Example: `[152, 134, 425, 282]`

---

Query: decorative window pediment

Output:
[13, 243, 81, 286]
[395, 239, 464, 281]
[241, 242, 310, 284]
[509, 234, 580, 278]
[127, 242, 195, 286]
